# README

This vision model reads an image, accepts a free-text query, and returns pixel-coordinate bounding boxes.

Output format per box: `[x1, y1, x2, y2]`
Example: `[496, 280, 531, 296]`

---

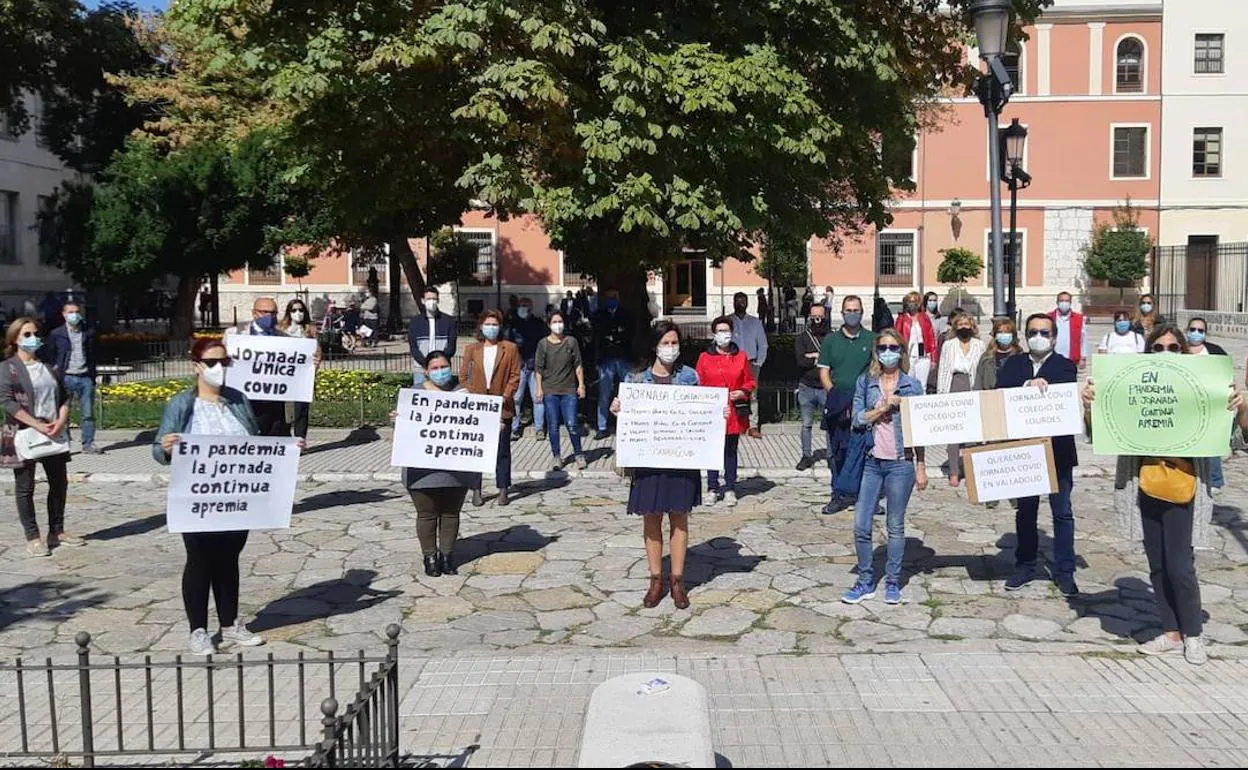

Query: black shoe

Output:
[471, 489, 484, 508]
[510, 430, 523, 441]
[821, 496, 849, 515]
[1005, 565, 1041, 591]
[497, 488, 510, 506]
[422, 553, 441, 578]
[1055, 575, 1080, 597]
[593, 430, 610, 441]
[438, 552, 458, 576]
[796, 456, 813, 471]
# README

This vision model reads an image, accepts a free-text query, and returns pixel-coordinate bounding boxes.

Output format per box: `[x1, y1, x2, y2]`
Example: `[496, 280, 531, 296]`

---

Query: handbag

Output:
[14, 427, 70, 462]
[1139, 457, 1197, 505]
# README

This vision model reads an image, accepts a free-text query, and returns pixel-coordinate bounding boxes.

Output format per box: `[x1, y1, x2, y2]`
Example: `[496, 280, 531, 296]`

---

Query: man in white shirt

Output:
[1049, 291, 1088, 369]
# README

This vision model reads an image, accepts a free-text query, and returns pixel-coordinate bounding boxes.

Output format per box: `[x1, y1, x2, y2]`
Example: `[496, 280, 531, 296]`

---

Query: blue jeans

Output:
[512, 365, 544, 433]
[707, 434, 740, 493]
[798, 385, 826, 460]
[1211, 457, 1225, 490]
[1014, 467, 1075, 577]
[544, 393, 583, 458]
[853, 456, 916, 586]
[64, 374, 95, 447]
[826, 424, 851, 495]
[596, 357, 633, 431]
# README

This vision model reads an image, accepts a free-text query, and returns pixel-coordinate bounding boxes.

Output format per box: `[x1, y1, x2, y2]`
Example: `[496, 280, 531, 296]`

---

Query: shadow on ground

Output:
[304, 426, 382, 455]
[251, 568, 402, 632]
[295, 487, 402, 514]
[681, 537, 766, 588]
[88, 513, 166, 541]
[455, 525, 559, 568]
[0, 579, 113, 633]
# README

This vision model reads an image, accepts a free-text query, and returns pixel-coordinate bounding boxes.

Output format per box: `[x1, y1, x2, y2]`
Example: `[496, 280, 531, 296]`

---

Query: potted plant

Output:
[936, 247, 984, 311]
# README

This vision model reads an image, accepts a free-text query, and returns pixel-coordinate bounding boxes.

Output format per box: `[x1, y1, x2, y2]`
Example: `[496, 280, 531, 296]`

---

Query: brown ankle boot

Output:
[670, 575, 690, 609]
[642, 575, 665, 608]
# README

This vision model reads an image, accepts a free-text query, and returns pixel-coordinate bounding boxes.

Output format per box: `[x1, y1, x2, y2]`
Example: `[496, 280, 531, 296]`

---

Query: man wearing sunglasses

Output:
[996, 313, 1081, 596]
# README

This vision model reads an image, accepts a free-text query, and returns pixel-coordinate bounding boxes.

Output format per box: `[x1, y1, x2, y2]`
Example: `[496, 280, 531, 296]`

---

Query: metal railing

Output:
[1152, 242, 1248, 319]
[0, 625, 401, 768]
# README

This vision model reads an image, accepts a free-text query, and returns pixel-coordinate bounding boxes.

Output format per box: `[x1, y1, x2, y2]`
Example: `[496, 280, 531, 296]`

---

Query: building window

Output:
[561, 254, 595, 289]
[1112, 126, 1148, 178]
[876, 232, 914, 286]
[0, 191, 17, 264]
[1194, 33, 1225, 74]
[1004, 42, 1023, 94]
[36, 195, 56, 265]
[987, 231, 1024, 283]
[1115, 37, 1144, 93]
[457, 229, 495, 287]
[1193, 127, 1223, 177]
[247, 262, 282, 286]
[881, 133, 918, 187]
[351, 246, 388, 287]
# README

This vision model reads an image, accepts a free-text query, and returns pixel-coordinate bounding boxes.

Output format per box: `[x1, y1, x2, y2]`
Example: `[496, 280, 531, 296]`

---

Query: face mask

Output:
[995, 332, 1014, 347]
[481, 324, 500, 340]
[809, 316, 826, 328]
[424, 299, 439, 314]
[1187, 330, 1206, 345]
[518, 307, 530, 319]
[656, 345, 680, 365]
[606, 299, 620, 311]
[1115, 320, 1131, 334]
[291, 310, 306, 324]
[253, 314, 276, 333]
[843, 311, 863, 328]
[66, 312, 82, 326]
[878, 350, 902, 369]
[18, 335, 42, 353]
[1028, 334, 1052, 355]
[1140, 303, 1153, 314]
[1057, 301, 1072, 314]
[926, 300, 938, 312]
[200, 362, 226, 388]
[903, 302, 918, 314]
[955, 328, 974, 341]
[428, 367, 453, 387]
[550, 322, 565, 336]
[733, 304, 747, 314]
[714, 331, 733, 348]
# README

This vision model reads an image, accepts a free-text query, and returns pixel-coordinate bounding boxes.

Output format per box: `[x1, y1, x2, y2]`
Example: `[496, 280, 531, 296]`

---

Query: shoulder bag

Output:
[15, 427, 70, 462]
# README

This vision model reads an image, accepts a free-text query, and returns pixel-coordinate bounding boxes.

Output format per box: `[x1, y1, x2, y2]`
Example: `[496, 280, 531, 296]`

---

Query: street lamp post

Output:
[971, 0, 1014, 319]
[1002, 118, 1031, 321]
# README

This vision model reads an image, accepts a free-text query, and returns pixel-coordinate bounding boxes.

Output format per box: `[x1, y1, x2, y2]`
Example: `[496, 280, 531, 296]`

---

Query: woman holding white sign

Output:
[153, 337, 266, 656]
[460, 310, 522, 507]
[695, 315, 756, 508]
[610, 322, 703, 610]
[842, 329, 928, 606]
[1083, 324, 1247, 666]
[936, 311, 985, 488]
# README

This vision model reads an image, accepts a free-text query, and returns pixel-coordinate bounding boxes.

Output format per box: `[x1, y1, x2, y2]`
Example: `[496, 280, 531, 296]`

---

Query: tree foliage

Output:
[426, 228, 480, 288]
[937, 246, 984, 309]
[755, 237, 809, 290]
[1083, 203, 1151, 286]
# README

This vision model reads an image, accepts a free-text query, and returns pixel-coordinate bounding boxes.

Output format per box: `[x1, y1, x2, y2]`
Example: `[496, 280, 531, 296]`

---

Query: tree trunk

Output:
[170, 273, 199, 339]
[391, 235, 426, 310]
[388, 247, 403, 331]
[598, 262, 653, 364]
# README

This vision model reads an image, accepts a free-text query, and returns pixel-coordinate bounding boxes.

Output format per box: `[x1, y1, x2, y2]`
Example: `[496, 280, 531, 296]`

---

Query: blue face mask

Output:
[253, 313, 277, 334]
[995, 332, 1014, 347]
[481, 324, 500, 340]
[1187, 330, 1206, 345]
[878, 350, 902, 369]
[606, 299, 620, 311]
[428, 367, 453, 387]
[1115, 320, 1131, 334]
[66, 312, 82, 326]
[19, 335, 42, 353]
[843, 311, 863, 328]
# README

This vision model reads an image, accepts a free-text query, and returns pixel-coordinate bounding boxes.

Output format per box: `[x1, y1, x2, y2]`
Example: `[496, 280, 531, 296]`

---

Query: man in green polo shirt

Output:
[818, 294, 875, 514]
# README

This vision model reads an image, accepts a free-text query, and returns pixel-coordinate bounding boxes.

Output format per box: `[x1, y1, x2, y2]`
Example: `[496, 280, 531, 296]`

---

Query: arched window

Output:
[1116, 37, 1144, 93]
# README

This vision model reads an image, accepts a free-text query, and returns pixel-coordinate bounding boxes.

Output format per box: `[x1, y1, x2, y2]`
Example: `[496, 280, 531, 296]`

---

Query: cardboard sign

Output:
[224, 335, 317, 403]
[901, 383, 1083, 447]
[615, 383, 728, 470]
[166, 435, 301, 533]
[961, 439, 1058, 504]
[390, 388, 503, 473]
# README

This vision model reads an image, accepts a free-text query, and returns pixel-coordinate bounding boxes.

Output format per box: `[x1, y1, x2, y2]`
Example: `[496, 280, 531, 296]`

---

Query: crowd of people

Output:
[1, 287, 1243, 666]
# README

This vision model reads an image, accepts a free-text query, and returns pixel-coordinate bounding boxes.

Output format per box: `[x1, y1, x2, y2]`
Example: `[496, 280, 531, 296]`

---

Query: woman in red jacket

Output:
[895, 290, 936, 388]
[695, 315, 756, 508]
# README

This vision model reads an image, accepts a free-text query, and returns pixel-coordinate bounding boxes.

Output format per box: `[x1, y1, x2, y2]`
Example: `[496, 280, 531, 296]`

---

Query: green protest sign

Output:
[1091, 354, 1233, 457]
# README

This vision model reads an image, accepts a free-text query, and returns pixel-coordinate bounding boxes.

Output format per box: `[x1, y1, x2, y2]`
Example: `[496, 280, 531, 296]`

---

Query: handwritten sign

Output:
[166, 435, 300, 533]
[224, 335, 317, 403]
[1092, 354, 1233, 457]
[901, 384, 1084, 447]
[615, 383, 728, 470]
[961, 439, 1057, 504]
[390, 388, 503, 473]
[900, 391, 984, 447]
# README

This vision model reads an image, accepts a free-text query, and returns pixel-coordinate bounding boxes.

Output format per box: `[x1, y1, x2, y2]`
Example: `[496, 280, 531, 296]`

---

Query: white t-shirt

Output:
[1099, 331, 1145, 355]
[483, 344, 498, 386]
[25, 362, 57, 421]
[189, 398, 250, 436]
[1193, 345, 1211, 356]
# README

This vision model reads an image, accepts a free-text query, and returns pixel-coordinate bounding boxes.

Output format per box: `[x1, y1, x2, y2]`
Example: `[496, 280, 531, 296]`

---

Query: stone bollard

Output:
[577, 672, 714, 768]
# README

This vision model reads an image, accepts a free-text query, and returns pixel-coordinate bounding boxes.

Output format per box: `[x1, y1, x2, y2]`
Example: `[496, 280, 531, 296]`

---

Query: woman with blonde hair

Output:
[976, 316, 1022, 391]
[1130, 293, 1165, 336]
[895, 290, 936, 388]
[936, 311, 985, 487]
[842, 328, 928, 605]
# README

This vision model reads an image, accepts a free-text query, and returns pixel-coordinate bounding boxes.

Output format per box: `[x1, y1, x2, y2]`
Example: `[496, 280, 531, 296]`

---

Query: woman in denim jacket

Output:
[842, 328, 928, 606]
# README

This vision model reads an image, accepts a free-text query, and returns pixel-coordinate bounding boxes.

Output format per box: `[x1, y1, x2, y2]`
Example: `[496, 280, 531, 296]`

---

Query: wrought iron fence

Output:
[0, 626, 401, 768]
[1152, 242, 1248, 319]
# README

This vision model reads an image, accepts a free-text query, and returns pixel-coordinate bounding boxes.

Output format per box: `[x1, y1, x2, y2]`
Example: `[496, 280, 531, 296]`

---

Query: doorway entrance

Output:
[664, 258, 707, 314]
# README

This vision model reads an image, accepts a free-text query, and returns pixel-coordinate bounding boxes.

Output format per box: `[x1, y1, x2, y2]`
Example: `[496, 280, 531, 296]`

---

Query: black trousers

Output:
[252, 401, 289, 437]
[410, 488, 468, 554]
[475, 428, 512, 491]
[289, 402, 310, 439]
[1140, 492, 1203, 637]
[13, 455, 69, 541]
[182, 531, 249, 631]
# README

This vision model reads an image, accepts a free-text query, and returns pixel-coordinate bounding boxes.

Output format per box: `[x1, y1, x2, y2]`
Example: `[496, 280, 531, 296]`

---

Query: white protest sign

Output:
[999, 382, 1084, 440]
[224, 334, 317, 403]
[962, 439, 1057, 504]
[166, 435, 301, 533]
[901, 391, 984, 447]
[615, 383, 728, 470]
[390, 388, 503, 473]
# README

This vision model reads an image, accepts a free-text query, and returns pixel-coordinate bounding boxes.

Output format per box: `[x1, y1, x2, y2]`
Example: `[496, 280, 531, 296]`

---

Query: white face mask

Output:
[656, 345, 681, 365]
[200, 362, 227, 388]
[1027, 333, 1052, 355]
[550, 322, 565, 335]
[291, 310, 306, 323]
[424, 299, 439, 314]
[714, 331, 733, 348]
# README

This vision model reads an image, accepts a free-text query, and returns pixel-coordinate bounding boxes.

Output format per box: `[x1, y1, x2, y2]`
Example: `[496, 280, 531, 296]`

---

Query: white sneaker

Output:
[703, 492, 718, 508]
[723, 491, 738, 507]
[1137, 635, 1182, 656]
[189, 628, 215, 656]
[221, 622, 265, 648]
[1184, 635, 1208, 665]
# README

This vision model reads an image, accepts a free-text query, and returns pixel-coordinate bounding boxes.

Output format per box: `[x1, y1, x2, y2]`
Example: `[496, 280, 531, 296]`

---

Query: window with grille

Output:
[1003, 43, 1023, 94]
[1116, 38, 1144, 93]
[247, 262, 281, 285]
[1195, 34, 1225, 74]
[0, 191, 17, 264]
[1193, 127, 1223, 177]
[988, 231, 1024, 279]
[561, 254, 595, 289]
[457, 230, 495, 286]
[876, 232, 914, 285]
[1112, 126, 1148, 178]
